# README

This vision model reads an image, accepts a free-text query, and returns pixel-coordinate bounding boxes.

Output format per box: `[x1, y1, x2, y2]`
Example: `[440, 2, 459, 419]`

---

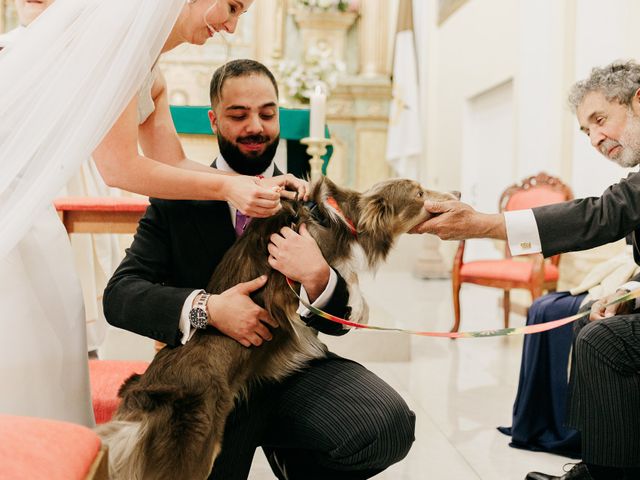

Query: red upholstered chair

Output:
[89, 359, 149, 424]
[451, 172, 573, 332]
[0, 414, 108, 480]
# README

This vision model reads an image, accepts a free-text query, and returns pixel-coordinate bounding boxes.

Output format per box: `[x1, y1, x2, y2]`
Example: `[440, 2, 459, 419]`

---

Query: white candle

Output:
[309, 85, 326, 139]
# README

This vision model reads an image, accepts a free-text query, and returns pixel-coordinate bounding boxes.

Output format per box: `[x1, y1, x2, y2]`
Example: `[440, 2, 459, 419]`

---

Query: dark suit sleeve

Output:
[533, 171, 640, 258]
[300, 271, 351, 336]
[103, 201, 193, 347]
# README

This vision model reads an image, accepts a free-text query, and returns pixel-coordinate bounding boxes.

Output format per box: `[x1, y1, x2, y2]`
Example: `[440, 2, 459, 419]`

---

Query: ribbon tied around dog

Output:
[286, 278, 640, 338]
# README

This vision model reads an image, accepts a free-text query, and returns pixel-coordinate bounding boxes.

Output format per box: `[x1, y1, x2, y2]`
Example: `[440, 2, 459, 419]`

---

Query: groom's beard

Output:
[217, 131, 280, 176]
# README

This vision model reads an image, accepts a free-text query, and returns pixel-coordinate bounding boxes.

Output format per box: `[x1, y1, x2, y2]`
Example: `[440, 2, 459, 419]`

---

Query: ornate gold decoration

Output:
[292, 9, 357, 64]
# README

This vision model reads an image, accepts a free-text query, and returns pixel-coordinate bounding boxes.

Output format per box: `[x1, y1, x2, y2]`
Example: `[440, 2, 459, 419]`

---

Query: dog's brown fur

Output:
[97, 177, 458, 479]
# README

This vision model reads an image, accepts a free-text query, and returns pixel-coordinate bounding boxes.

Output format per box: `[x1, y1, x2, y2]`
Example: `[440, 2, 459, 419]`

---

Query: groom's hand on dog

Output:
[268, 223, 330, 303]
[207, 275, 279, 348]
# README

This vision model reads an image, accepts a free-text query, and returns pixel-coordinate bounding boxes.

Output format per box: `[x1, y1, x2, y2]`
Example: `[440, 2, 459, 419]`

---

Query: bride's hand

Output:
[223, 176, 281, 218]
[261, 174, 309, 201]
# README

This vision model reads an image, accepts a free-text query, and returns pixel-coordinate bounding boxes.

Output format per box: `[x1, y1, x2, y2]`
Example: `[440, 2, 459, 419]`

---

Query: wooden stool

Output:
[88, 359, 149, 424]
[0, 414, 108, 480]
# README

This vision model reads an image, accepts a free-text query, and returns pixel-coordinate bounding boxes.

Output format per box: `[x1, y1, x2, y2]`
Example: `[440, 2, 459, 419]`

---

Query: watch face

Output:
[189, 308, 208, 329]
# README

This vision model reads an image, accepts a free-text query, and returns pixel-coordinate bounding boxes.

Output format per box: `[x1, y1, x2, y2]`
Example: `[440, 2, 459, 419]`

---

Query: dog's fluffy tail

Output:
[96, 385, 224, 480]
[95, 420, 144, 479]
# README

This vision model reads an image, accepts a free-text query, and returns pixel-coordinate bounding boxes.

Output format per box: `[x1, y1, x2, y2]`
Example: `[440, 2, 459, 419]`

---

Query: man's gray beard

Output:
[615, 111, 640, 168]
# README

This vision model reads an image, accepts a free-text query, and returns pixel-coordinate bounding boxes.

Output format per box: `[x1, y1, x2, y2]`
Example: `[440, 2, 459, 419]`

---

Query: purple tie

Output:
[235, 210, 251, 237]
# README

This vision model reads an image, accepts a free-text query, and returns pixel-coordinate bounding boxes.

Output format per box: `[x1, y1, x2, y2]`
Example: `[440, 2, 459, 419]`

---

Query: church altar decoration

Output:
[295, 0, 353, 13]
[277, 44, 345, 104]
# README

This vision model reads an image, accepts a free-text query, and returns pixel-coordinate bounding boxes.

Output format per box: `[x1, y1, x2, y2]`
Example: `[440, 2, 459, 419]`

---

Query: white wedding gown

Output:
[0, 67, 158, 427]
[0, 0, 182, 427]
[1, 25, 120, 356]
[0, 208, 94, 425]
[0, 25, 93, 426]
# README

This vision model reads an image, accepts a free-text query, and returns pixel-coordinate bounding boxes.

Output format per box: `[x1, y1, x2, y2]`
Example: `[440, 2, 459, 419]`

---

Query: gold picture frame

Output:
[438, 0, 469, 25]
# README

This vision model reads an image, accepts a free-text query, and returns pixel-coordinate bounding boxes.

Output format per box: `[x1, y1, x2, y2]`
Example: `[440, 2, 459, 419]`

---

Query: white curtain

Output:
[386, 0, 425, 179]
[412, 0, 429, 181]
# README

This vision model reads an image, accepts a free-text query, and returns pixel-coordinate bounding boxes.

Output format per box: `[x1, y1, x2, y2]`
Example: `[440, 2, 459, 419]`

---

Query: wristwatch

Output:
[189, 292, 211, 330]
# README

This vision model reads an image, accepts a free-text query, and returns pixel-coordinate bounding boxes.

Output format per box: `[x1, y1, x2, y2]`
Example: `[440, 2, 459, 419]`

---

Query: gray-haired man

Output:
[414, 60, 640, 480]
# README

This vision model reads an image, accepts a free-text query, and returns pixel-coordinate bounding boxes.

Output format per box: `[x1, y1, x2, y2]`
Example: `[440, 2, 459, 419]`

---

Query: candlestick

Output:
[301, 137, 333, 182]
[309, 85, 327, 140]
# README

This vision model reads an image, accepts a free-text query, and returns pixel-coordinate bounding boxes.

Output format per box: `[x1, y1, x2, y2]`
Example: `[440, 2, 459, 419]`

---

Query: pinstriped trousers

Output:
[567, 315, 640, 468]
[208, 353, 416, 479]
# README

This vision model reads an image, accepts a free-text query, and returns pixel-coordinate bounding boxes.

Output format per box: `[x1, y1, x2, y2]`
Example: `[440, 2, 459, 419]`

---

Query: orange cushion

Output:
[89, 359, 149, 424]
[505, 187, 566, 211]
[460, 259, 559, 283]
[0, 414, 101, 480]
[54, 196, 149, 212]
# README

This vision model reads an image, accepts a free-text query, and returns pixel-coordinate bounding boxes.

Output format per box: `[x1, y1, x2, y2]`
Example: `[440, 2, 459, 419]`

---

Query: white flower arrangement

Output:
[295, 0, 350, 13]
[277, 45, 346, 104]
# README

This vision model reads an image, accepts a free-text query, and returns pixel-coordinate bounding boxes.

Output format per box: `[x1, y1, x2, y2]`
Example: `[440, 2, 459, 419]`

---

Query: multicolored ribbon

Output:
[287, 278, 640, 338]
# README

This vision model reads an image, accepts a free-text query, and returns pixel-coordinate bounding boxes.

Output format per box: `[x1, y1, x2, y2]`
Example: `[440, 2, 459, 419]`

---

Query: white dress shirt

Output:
[504, 209, 640, 307]
[178, 156, 338, 344]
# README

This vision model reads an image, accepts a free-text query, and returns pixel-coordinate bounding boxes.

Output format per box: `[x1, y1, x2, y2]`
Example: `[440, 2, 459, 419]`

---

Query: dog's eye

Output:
[417, 191, 423, 198]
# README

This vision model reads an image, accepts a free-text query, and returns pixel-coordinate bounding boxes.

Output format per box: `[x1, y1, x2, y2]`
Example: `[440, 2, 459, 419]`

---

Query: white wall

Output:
[422, 0, 518, 195]
[570, 0, 640, 197]
[461, 80, 514, 260]
[514, 0, 575, 180]
[418, 0, 640, 261]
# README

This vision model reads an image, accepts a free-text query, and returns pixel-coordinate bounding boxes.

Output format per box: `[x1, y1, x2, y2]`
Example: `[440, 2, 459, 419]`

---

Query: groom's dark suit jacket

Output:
[533, 170, 640, 264]
[103, 165, 350, 347]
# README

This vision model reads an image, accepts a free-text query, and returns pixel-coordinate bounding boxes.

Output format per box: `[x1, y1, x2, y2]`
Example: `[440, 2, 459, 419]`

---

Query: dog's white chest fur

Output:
[332, 243, 370, 326]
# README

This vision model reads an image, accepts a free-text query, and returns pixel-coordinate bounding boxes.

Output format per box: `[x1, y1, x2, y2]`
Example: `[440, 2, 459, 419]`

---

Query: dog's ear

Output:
[358, 194, 394, 234]
[314, 175, 339, 202]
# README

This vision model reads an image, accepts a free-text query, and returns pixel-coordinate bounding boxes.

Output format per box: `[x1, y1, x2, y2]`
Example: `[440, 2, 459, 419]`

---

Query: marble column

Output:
[358, 0, 392, 77]
[254, 0, 287, 65]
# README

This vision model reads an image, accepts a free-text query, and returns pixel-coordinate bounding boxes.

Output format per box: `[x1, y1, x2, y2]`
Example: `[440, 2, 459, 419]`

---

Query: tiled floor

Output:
[100, 242, 574, 480]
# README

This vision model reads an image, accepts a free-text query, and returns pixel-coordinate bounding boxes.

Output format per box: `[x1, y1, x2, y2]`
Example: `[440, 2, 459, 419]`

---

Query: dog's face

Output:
[358, 179, 460, 236]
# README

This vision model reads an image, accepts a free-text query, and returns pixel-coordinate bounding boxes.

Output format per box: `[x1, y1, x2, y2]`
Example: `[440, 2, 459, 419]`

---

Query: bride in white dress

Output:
[0, 0, 305, 427]
[2, 0, 122, 358]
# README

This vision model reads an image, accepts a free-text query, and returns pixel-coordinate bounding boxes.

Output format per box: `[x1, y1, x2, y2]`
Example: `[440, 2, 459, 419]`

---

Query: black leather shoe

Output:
[525, 463, 595, 480]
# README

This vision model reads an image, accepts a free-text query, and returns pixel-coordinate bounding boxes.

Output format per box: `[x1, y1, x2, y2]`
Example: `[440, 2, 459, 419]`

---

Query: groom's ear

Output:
[208, 109, 218, 135]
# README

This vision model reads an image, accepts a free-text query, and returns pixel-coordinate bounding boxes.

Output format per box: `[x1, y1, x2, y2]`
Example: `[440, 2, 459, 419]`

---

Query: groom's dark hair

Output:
[209, 59, 279, 108]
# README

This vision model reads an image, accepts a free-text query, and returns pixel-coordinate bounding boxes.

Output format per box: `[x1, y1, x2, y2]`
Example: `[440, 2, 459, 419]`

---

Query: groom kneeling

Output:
[103, 59, 415, 480]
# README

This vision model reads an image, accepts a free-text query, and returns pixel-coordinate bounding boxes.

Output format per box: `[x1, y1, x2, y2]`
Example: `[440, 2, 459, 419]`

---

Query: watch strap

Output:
[189, 292, 211, 330]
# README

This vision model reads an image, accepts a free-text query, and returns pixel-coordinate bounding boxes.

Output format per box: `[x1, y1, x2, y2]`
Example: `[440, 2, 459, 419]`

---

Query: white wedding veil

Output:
[0, 0, 184, 257]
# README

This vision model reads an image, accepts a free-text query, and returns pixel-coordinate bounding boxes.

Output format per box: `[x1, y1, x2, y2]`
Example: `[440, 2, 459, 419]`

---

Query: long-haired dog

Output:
[97, 176, 459, 479]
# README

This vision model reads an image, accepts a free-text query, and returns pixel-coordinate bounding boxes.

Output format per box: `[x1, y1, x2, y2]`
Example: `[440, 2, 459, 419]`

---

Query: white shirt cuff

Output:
[296, 268, 338, 317]
[179, 290, 203, 345]
[504, 209, 542, 256]
[618, 281, 640, 309]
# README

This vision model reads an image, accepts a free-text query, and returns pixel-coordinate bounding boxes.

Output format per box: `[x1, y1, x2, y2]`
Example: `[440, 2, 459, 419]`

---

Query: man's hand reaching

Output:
[410, 199, 507, 241]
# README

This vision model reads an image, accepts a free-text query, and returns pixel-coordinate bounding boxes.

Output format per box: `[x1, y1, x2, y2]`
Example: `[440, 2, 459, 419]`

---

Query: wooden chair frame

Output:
[451, 172, 573, 333]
